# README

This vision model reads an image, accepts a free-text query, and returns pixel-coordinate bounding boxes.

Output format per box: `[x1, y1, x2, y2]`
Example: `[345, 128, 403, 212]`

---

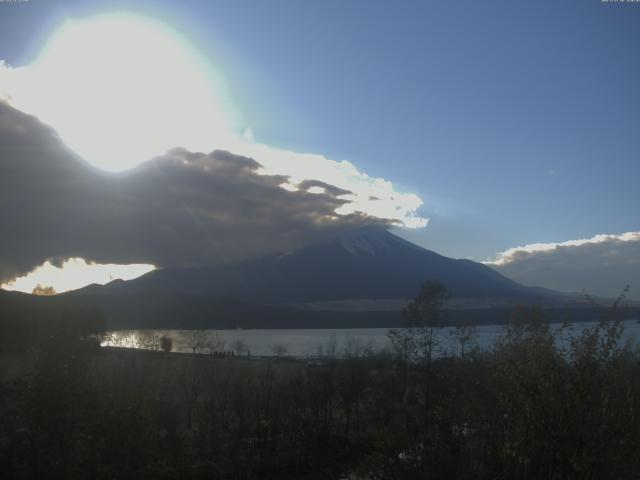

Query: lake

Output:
[102, 319, 640, 358]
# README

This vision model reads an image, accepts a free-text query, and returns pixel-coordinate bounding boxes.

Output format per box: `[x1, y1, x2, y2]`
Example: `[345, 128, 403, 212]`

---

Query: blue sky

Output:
[1, 0, 639, 263]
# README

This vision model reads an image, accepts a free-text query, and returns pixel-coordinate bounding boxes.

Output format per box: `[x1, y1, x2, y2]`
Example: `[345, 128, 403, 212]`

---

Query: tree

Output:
[160, 335, 173, 353]
[389, 280, 450, 365]
[404, 281, 449, 357]
[136, 330, 161, 351]
[231, 338, 248, 356]
[451, 321, 478, 357]
[183, 330, 211, 355]
[205, 331, 225, 354]
[388, 280, 450, 461]
[32, 284, 56, 296]
[271, 343, 288, 358]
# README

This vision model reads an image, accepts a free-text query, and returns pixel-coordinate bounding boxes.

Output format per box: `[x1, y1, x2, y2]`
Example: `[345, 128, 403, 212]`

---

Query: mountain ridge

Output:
[5, 230, 636, 329]
[74, 228, 544, 303]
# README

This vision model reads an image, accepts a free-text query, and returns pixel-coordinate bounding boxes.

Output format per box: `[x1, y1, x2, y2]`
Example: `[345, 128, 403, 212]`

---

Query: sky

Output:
[0, 0, 639, 297]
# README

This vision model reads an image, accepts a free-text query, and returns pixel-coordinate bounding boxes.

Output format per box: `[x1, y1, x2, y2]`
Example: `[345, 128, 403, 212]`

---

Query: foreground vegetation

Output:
[1, 285, 639, 479]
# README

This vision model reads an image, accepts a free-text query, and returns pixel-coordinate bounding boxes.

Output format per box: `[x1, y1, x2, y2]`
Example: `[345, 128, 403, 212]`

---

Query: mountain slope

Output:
[85, 228, 536, 303]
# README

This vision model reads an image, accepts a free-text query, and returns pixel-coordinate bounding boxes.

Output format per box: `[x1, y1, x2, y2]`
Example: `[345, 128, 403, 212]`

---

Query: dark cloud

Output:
[0, 102, 390, 283]
[488, 233, 640, 299]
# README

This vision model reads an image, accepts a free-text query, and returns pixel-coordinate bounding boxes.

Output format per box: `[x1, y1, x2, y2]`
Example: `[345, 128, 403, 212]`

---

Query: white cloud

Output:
[485, 232, 640, 266]
[486, 232, 640, 299]
[231, 142, 428, 228]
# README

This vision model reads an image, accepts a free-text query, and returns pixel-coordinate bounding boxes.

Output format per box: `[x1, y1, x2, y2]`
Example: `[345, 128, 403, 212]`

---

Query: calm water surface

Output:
[103, 320, 640, 358]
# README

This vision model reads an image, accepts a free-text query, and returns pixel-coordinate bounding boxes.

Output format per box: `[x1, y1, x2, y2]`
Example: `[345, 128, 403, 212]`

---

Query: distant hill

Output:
[3, 225, 638, 329]
[81, 228, 542, 303]
[43, 228, 604, 329]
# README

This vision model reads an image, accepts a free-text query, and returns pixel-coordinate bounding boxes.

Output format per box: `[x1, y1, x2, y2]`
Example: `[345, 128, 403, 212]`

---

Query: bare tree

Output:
[451, 322, 478, 357]
[343, 337, 373, 359]
[136, 330, 161, 351]
[389, 280, 450, 453]
[404, 281, 449, 365]
[160, 335, 173, 353]
[271, 343, 288, 358]
[231, 338, 248, 356]
[183, 330, 211, 355]
[204, 331, 225, 354]
[316, 336, 338, 360]
[32, 284, 56, 296]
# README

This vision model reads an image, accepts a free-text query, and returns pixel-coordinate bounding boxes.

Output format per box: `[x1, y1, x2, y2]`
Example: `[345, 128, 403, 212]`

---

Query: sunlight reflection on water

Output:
[102, 319, 640, 358]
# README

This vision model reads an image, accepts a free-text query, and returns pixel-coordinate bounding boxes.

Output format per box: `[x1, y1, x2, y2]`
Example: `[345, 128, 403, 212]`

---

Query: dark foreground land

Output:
[2, 304, 640, 479]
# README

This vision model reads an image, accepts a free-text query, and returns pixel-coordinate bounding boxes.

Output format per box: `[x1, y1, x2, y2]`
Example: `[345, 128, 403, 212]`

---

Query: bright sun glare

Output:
[4, 14, 236, 171]
[1, 258, 155, 294]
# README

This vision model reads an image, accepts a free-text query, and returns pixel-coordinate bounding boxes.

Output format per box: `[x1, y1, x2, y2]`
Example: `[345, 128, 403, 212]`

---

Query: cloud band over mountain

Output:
[0, 16, 427, 230]
[486, 232, 640, 299]
[0, 102, 390, 284]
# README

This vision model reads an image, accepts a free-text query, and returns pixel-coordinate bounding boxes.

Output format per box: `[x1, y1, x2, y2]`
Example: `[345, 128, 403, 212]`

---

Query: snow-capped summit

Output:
[84, 228, 537, 303]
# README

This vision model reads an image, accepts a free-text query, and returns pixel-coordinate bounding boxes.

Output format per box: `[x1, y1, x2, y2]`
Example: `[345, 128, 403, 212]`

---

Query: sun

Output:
[3, 14, 237, 171]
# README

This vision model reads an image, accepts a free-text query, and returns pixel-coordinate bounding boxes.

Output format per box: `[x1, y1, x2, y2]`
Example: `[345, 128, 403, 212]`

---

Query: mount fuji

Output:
[75, 228, 542, 303]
